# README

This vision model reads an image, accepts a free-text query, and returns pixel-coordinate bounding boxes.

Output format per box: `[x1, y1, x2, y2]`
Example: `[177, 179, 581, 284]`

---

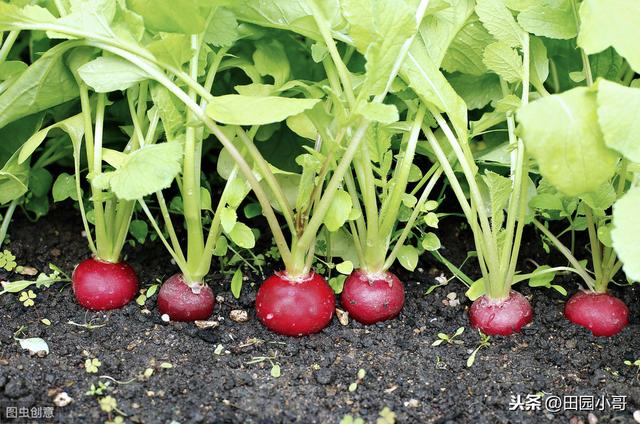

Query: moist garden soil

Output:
[1, 205, 639, 424]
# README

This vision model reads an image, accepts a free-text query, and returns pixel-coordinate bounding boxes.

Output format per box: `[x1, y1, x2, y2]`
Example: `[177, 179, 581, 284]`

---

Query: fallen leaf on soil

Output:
[195, 320, 219, 329]
[384, 385, 398, 394]
[229, 310, 249, 323]
[17, 337, 49, 356]
[18, 266, 38, 276]
[336, 308, 349, 326]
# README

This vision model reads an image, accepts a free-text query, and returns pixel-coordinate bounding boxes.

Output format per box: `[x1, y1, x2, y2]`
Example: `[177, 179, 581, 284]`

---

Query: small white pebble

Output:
[161, 314, 170, 322]
[404, 399, 420, 408]
[634, 410, 640, 423]
[53, 392, 73, 407]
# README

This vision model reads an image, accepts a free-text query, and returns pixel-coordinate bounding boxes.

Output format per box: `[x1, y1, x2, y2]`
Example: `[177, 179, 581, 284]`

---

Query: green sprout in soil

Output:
[86, 381, 111, 397]
[246, 355, 281, 378]
[18, 289, 36, 307]
[68, 318, 107, 331]
[98, 395, 126, 424]
[1, 264, 70, 296]
[0, 249, 16, 271]
[467, 331, 491, 368]
[624, 359, 640, 380]
[85, 358, 102, 374]
[431, 327, 465, 346]
[348, 368, 366, 392]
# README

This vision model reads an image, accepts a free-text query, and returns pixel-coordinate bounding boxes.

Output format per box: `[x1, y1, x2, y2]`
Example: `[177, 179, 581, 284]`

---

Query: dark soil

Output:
[1, 205, 639, 424]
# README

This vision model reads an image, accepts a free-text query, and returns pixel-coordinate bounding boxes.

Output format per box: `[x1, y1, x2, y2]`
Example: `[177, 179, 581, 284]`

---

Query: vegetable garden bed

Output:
[1, 208, 639, 424]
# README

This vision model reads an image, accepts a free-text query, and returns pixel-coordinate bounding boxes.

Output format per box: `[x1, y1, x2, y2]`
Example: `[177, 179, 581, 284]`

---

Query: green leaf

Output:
[529, 36, 549, 85]
[482, 170, 511, 229]
[253, 39, 290, 89]
[528, 265, 555, 287]
[421, 233, 441, 251]
[0, 3, 56, 31]
[129, 220, 148, 244]
[78, 56, 149, 93]
[611, 187, 640, 281]
[465, 278, 485, 301]
[420, 0, 476, 69]
[28, 168, 53, 198]
[270, 364, 281, 378]
[0, 114, 44, 167]
[397, 245, 418, 271]
[579, 182, 616, 211]
[597, 223, 613, 248]
[596, 79, 640, 163]
[529, 193, 563, 211]
[147, 34, 192, 69]
[204, 7, 239, 47]
[336, 261, 354, 275]
[220, 207, 237, 234]
[107, 143, 184, 200]
[476, 0, 525, 48]
[449, 73, 502, 110]
[356, 102, 399, 124]
[19, 114, 84, 164]
[205, 95, 320, 126]
[228, 222, 255, 249]
[0, 41, 79, 130]
[343, 0, 417, 97]
[483, 41, 523, 83]
[0, 152, 29, 204]
[151, 84, 185, 141]
[224, 178, 250, 209]
[516, 0, 577, 40]
[200, 187, 212, 211]
[328, 275, 347, 294]
[517, 87, 619, 196]
[578, 0, 640, 73]
[126, 0, 206, 34]
[442, 14, 494, 76]
[322, 189, 352, 232]
[424, 212, 439, 228]
[52, 173, 77, 202]
[402, 39, 468, 139]
[216, 0, 335, 41]
[213, 236, 228, 256]
[230, 268, 243, 299]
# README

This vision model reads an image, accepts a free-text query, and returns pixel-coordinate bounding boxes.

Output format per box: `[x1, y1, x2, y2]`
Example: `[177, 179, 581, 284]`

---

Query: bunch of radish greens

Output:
[0, 0, 638, 339]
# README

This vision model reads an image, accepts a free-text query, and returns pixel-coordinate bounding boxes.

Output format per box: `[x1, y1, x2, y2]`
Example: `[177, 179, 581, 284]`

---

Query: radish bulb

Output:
[564, 290, 629, 336]
[341, 270, 405, 324]
[72, 258, 138, 310]
[469, 290, 533, 336]
[157, 273, 215, 321]
[256, 271, 335, 336]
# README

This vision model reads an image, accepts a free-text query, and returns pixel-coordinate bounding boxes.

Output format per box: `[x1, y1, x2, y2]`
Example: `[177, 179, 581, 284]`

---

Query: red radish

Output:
[72, 258, 138, 310]
[256, 271, 335, 336]
[564, 290, 629, 337]
[157, 273, 215, 321]
[469, 290, 533, 336]
[341, 269, 404, 324]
